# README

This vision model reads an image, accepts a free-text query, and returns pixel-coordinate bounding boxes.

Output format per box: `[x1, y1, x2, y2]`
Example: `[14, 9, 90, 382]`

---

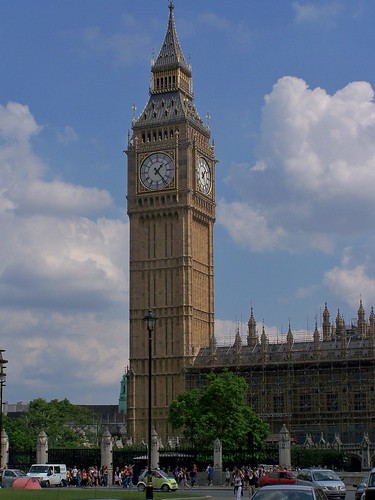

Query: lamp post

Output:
[143, 309, 156, 500]
[0, 350, 8, 469]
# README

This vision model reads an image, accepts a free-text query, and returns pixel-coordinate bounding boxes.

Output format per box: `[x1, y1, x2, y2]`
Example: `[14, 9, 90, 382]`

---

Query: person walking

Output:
[248, 469, 258, 498]
[234, 468, 243, 500]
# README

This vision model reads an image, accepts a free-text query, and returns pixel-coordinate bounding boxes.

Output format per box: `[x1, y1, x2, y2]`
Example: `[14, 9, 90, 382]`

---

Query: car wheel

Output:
[161, 484, 170, 492]
[138, 483, 146, 492]
[45, 480, 50, 487]
[60, 480, 66, 487]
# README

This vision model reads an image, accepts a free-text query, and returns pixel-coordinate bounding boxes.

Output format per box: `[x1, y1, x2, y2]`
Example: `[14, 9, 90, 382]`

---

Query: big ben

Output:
[126, 2, 216, 443]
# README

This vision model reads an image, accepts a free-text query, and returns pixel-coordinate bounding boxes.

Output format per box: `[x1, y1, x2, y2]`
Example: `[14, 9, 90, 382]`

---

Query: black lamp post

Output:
[143, 309, 156, 500]
[0, 350, 7, 469]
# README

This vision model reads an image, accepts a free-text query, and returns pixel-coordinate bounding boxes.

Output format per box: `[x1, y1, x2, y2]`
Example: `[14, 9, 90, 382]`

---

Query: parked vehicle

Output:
[27, 464, 67, 487]
[252, 484, 328, 500]
[259, 469, 297, 487]
[354, 475, 368, 500]
[137, 469, 178, 492]
[1, 468, 27, 488]
[356, 467, 375, 500]
[297, 469, 346, 500]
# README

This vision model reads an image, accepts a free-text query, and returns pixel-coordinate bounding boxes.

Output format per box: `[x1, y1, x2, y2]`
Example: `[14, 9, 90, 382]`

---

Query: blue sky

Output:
[1, 0, 375, 404]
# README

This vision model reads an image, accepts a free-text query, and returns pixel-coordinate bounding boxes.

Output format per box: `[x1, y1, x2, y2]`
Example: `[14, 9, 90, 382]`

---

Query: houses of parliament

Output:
[124, 2, 375, 447]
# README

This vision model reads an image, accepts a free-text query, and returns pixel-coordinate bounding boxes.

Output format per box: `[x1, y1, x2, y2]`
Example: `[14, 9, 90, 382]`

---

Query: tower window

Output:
[142, 132, 146, 143]
[147, 132, 151, 142]
[153, 131, 157, 141]
[158, 130, 162, 140]
[164, 130, 168, 139]
[170, 129, 174, 138]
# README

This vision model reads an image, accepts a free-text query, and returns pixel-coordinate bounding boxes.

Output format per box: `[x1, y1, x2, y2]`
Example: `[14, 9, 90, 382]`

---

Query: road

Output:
[176, 486, 356, 499]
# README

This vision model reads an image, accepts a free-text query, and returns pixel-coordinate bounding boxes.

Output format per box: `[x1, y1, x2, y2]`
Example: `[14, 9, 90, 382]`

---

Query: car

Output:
[259, 470, 297, 487]
[252, 484, 329, 500]
[357, 467, 375, 500]
[354, 475, 368, 500]
[0, 468, 28, 488]
[137, 469, 178, 492]
[297, 469, 346, 499]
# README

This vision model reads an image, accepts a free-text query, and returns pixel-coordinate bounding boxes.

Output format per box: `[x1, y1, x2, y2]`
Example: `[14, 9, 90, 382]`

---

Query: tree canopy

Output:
[168, 370, 269, 450]
[4, 398, 100, 449]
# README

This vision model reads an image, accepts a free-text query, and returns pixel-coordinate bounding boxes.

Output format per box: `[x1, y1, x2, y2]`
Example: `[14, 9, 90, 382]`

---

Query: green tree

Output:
[168, 370, 269, 450]
[4, 398, 100, 449]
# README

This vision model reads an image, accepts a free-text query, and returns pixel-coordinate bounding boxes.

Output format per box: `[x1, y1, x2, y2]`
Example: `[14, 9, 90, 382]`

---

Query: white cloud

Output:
[218, 199, 287, 252]
[220, 76, 375, 253]
[82, 26, 151, 66]
[0, 101, 128, 404]
[57, 125, 78, 144]
[293, 1, 344, 24]
[323, 247, 375, 310]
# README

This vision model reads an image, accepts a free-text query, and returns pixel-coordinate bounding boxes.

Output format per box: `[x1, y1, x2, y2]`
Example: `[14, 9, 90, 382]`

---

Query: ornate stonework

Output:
[126, 3, 216, 443]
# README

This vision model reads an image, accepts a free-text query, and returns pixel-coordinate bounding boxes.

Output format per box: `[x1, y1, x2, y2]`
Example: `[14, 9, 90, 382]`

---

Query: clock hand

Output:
[154, 165, 162, 175]
[153, 166, 168, 184]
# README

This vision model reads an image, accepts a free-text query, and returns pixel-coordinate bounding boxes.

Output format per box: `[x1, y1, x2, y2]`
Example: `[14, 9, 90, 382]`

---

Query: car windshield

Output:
[254, 490, 313, 500]
[313, 471, 340, 481]
[29, 465, 49, 473]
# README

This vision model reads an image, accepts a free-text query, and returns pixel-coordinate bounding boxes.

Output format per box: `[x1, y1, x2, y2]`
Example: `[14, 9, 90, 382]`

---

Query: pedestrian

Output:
[190, 464, 198, 487]
[234, 468, 243, 500]
[206, 464, 213, 486]
[223, 468, 231, 486]
[248, 469, 258, 498]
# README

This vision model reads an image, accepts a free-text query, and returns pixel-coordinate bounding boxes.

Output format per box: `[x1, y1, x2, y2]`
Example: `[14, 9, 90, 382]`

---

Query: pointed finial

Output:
[169, 0, 174, 12]
[131, 103, 137, 122]
[206, 112, 211, 128]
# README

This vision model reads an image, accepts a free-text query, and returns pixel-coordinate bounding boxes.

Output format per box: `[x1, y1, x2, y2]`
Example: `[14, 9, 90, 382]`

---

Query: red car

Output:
[259, 470, 297, 487]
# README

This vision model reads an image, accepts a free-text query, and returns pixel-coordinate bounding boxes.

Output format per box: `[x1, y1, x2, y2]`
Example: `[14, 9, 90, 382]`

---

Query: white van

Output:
[27, 464, 67, 487]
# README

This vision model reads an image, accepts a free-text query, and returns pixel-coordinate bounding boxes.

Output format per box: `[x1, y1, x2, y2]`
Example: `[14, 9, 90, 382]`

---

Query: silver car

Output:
[252, 484, 328, 500]
[297, 469, 346, 500]
[1, 468, 27, 488]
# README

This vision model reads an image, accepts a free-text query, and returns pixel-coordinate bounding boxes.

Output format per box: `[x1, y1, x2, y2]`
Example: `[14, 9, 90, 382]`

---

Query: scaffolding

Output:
[186, 301, 375, 444]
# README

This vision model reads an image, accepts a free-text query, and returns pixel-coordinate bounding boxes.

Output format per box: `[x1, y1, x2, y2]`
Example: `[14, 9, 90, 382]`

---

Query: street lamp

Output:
[0, 350, 8, 469]
[143, 309, 157, 500]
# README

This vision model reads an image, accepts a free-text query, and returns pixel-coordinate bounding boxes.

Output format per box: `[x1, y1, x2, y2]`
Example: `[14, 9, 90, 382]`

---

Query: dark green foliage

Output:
[4, 398, 100, 450]
[292, 447, 349, 470]
[168, 369, 269, 451]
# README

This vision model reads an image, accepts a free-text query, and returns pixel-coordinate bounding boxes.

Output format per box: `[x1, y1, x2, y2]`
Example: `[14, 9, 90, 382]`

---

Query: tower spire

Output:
[153, 1, 190, 75]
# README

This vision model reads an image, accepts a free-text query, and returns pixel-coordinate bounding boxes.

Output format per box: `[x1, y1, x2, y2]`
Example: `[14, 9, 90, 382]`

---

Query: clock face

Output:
[196, 157, 211, 195]
[140, 153, 175, 191]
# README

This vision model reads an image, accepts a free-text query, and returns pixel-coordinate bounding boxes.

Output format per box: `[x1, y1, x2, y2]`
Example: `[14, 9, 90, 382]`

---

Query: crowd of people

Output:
[64, 462, 292, 496]
[65, 465, 110, 487]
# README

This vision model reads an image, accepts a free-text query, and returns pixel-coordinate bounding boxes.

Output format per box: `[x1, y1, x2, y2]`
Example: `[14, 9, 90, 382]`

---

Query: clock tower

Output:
[126, 2, 216, 443]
